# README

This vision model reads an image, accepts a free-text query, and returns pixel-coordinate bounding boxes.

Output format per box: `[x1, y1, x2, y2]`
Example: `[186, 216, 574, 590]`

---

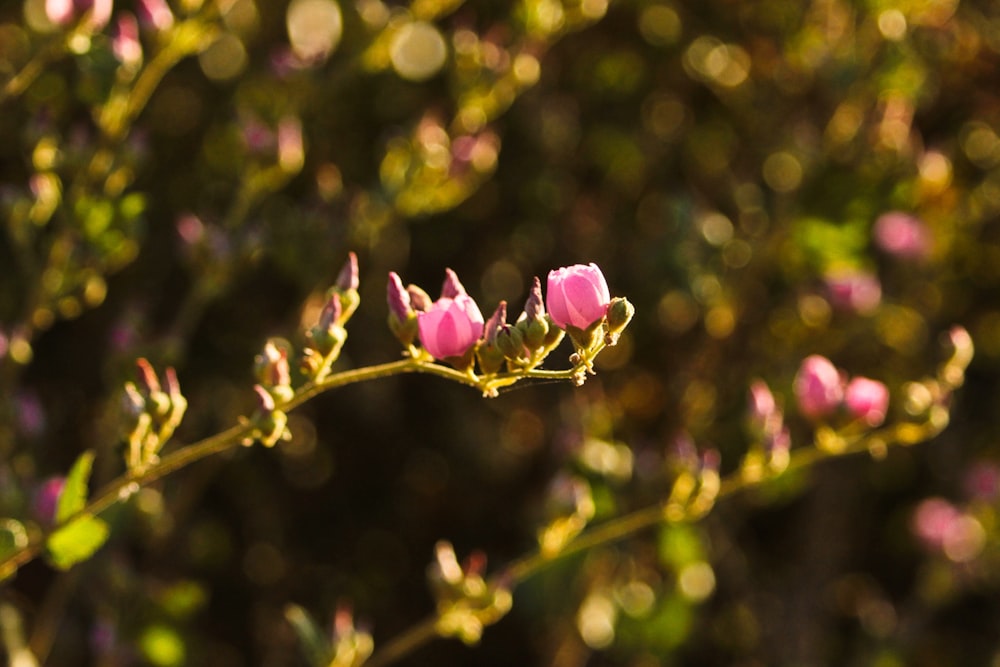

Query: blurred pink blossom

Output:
[112, 13, 142, 66]
[873, 211, 931, 259]
[136, 0, 173, 31]
[33, 477, 65, 524]
[793, 355, 844, 420]
[844, 377, 889, 427]
[825, 271, 882, 315]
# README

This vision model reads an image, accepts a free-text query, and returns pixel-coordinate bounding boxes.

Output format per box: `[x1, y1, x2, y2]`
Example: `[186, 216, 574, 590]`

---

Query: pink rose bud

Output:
[546, 263, 611, 330]
[844, 376, 889, 427]
[793, 355, 844, 420]
[417, 294, 485, 360]
[873, 211, 931, 259]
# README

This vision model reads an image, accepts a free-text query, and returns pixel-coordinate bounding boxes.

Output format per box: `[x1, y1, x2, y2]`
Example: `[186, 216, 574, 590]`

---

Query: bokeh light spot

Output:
[678, 562, 716, 601]
[198, 33, 247, 81]
[390, 21, 447, 82]
[286, 0, 342, 61]
[763, 151, 803, 192]
[878, 10, 907, 41]
[639, 4, 681, 47]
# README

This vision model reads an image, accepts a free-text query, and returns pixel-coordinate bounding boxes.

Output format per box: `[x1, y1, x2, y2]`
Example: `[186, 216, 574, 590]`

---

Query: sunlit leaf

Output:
[56, 450, 96, 523]
[46, 514, 109, 570]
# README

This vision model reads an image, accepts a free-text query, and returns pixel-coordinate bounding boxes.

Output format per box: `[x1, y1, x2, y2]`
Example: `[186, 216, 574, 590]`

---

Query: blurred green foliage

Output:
[2, 0, 1000, 665]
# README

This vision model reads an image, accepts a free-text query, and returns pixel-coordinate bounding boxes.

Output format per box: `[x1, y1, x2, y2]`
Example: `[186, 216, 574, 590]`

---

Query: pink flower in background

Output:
[112, 13, 142, 66]
[136, 0, 173, 31]
[418, 292, 485, 360]
[825, 271, 882, 315]
[33, 477, 65, 525]
[873, 211, 931, 259]
[546, 263, 611, 330]
[844, 377, 889, 426]
[793, 355, 844, 419]
[912, 497, 960, 549]
[46, 0, 113, 29]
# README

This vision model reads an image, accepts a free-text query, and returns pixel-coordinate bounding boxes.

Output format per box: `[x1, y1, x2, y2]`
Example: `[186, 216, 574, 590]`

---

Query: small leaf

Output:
[46, 514, 109, 570]
[284, 604, 333, 667]
[56, 450, 96, 524]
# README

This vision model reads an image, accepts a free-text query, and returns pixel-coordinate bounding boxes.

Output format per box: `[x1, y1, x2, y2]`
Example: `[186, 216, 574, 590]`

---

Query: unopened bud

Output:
[135, 358, 161, 396]
[604, 297, 634, 345]
[407, 284, 432, 312]
[336, 252, 359, 291]
[387, 272, 418, 347]
[477, 301, 507, 374]
[496, 324, 527, 363]
[441, 268, 468, 298]
[122, 382, 146, 420]
[255, 339, 292, 392]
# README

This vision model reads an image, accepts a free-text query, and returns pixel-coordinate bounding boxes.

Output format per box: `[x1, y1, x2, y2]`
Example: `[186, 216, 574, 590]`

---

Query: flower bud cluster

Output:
[743, 380, 791, 475]
[387, 263, 633, 376]
[664, 438, 721, 522]
[537, 473, 596, 557]
[794, 355, 890, 427]
[427, 541, 512, 645]
[121, 358, 187, 474]
[302, 252, 360, 382]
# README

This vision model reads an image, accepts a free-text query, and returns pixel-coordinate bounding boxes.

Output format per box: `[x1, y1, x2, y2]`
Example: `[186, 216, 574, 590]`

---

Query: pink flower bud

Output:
[748, 379, 782, 435]
[825, 271, 881, 315]
[336, 252, 359, 291]
[386, 272, 412, 323]
[844, 376, 889, 427]
[793, 355, 844, 420]
[546, 263, 611, 330]
[112, 13, 142, 67]
[33, 476, 66, 525]
[136, 0, 173, 31]
[46, 0, 75, 25]
[873, 211, 931, 259]
[417, 295, 484, 360]
[49, 0, 113, 30]
[441, 268, 467, 299]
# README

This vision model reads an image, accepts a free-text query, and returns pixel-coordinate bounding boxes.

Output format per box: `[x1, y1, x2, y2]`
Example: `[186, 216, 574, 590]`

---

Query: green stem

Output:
[360, 412, 947, 667]
[0, 355, 591, 580]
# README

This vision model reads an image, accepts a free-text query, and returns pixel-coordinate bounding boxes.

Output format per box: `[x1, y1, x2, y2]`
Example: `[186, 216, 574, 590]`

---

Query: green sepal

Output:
[284, 604, 333, 667]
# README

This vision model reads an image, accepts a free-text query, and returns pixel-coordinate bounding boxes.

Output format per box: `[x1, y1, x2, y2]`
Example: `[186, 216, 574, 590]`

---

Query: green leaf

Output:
[139, 624, 186, 667]
[46, 514, 109, 570]
[56, 450, 96, 523]
[284, 604, 333, 667]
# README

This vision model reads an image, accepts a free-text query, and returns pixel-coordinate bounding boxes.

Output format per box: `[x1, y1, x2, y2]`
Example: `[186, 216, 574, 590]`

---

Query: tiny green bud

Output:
[604, 296, 635, 345]
[496, 325, 527, 364]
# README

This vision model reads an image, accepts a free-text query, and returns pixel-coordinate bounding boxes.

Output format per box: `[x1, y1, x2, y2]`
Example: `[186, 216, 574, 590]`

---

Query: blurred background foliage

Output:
[2, 0, 1000, 664]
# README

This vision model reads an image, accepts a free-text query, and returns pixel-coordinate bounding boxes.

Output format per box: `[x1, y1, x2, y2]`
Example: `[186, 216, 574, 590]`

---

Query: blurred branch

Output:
[0, 353, 598, 580]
